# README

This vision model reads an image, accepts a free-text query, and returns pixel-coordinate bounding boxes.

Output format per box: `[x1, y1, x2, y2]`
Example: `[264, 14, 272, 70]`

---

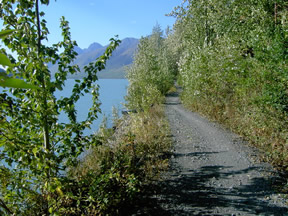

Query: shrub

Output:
[65, 105, 172, 215]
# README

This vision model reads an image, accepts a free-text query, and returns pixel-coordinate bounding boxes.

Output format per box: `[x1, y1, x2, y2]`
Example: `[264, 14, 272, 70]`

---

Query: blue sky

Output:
[43, 0, 182, 49]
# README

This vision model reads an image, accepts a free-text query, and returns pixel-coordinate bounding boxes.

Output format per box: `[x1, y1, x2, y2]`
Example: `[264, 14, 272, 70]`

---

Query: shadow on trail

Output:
[173, 151, 221, 159]
[129, 152, 288, 216]
[164, 101, 182, 106]
[164, 91, 182, 106]
[166, 91, 179, 98]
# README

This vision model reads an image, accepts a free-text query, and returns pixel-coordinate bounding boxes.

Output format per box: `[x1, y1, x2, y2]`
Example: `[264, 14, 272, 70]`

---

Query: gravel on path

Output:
[132, 88, 288, 216]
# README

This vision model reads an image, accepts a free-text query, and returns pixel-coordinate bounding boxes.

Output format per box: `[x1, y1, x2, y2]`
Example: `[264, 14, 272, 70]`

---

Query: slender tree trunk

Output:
[35, 3, 51, 215]
[35, 0, 50, 155]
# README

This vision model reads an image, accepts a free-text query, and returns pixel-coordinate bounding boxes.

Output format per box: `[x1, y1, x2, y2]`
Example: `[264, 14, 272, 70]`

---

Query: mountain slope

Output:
[50, 38, 139, 79]
[97, 38, 139, 79]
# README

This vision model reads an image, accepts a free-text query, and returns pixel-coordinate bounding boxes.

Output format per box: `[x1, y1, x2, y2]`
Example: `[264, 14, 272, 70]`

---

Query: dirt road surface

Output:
[132, 89, 288, 216]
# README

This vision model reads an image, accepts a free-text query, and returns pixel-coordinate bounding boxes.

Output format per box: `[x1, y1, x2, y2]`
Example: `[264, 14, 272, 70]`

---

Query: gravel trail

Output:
[133, 89, 288, 216]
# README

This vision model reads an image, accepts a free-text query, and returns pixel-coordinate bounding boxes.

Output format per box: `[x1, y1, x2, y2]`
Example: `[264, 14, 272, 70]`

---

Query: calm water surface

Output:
[1, 79, 128, 168]
[55, 79, 128, 134]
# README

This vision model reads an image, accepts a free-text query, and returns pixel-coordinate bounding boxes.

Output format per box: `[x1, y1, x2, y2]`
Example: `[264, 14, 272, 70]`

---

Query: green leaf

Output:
[0, 76, 39, 89]
[32, 148, 38, 156]
[0, 29, 14, 39]
[0, 53, 13, 67]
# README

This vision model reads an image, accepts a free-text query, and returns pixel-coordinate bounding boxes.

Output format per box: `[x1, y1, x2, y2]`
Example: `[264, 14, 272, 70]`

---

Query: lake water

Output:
[1, 79, 128, 134]
[1, 79, 128, 167]
[55, 79, 129, 134]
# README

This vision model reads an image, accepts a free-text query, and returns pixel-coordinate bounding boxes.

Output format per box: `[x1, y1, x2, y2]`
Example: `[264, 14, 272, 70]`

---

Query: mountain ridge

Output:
[49, 37, 139, 79]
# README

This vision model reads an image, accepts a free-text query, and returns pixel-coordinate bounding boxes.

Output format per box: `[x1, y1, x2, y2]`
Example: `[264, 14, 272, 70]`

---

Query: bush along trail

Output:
[125, 4, 288, 211]
[132, 87, 288, 215]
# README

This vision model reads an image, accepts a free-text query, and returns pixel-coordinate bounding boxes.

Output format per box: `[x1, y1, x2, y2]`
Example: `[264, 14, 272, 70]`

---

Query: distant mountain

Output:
[50, 37, 139, 79]
[74, 46, 84, 55]
[85, 42, 103, 52]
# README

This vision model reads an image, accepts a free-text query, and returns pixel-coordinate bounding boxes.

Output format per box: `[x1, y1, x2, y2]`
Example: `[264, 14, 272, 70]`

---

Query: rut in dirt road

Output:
[133, 89, 288, 216]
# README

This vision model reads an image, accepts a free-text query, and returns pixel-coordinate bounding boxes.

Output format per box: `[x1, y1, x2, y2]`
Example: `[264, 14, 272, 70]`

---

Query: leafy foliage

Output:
[0, 0, 120, 214]
[0, 29, 40, 89]
[68, 105, 172, 215]
[126, 24, 175, 111]
[170, 0, 288, 170]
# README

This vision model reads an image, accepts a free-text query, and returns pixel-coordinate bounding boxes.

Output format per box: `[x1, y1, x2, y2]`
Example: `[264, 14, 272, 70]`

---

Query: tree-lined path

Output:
[133, 88, 288, 216]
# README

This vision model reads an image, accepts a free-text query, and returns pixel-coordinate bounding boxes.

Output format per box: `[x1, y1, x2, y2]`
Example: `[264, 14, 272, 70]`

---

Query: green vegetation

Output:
[1, 0, 287, 214]
[63, 24, 176, 215]
[126, 24, 177, 111]
[0, 0, 120, 215]
[0, 1, 172, 215]
[126, 0, 288, 190]
[0, 29, 39, 89]
[168, 0, 288, 171]
[71, 105, 172, 215]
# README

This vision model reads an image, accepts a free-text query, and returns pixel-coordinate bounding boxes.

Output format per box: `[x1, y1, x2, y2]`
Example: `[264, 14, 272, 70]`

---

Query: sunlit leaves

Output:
[126, 25, 174, 111]
[0, 29, 40, 90]
[0, 76, 39, 89]
[0, 29, 14, 39]
[0, 0, 119, 214]
[170, 0, 288, 172]
[0, 53, 13, 67]
[0, 29, 14, 67]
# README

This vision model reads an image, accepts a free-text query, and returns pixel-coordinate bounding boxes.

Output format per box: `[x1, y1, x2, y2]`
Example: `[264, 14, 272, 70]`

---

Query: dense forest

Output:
[0, 0, 287, 215]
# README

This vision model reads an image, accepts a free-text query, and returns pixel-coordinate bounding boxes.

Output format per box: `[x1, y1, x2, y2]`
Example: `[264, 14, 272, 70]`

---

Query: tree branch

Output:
[0, 198, 13, 215]
[35, 0, 42, 50]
